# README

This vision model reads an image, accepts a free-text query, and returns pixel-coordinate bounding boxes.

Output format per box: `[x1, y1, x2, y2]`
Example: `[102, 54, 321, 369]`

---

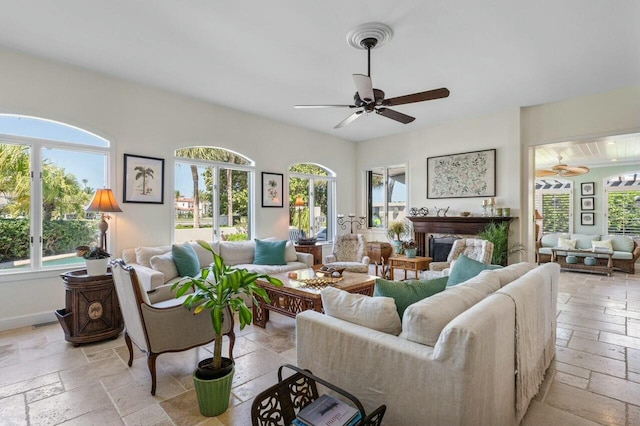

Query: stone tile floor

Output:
[0, 268, 639, 425]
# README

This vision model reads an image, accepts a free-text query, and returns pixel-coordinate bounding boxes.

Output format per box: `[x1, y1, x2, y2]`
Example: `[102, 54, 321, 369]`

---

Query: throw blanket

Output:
[497, 269, 555, 422]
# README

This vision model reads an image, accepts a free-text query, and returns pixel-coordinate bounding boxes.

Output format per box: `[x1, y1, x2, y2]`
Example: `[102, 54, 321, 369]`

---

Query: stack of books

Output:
[292, 394, 361, 426]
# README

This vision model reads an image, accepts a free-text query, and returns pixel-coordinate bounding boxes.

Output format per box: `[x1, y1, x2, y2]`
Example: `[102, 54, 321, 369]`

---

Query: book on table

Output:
[295, 394, 360, 426]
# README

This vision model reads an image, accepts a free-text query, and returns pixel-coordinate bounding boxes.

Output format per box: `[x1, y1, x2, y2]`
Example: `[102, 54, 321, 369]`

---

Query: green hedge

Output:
[0, 218, 96, 262]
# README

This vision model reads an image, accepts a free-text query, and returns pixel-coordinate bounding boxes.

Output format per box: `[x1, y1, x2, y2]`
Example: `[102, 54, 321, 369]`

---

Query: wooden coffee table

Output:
[252, 268, 376, 328]
[388, 255, 432, 280]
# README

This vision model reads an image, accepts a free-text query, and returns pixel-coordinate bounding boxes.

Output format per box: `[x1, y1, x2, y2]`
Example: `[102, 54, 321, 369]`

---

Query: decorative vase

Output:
[584, 257, 597, 266]
[404, 248, 417, 258]
[85, 258, 109, 276]
[193, 360, 235, 417]
[566, 255, 578, 264]
[392, 240, 403, 254]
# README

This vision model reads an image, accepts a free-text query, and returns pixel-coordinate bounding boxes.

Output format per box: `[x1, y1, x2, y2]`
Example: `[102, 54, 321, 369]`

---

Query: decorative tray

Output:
[297, 276, 343, 289]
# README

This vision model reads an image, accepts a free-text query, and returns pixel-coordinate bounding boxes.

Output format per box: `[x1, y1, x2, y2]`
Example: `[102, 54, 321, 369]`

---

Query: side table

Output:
[55, 269, 123, 346]
[388, 255, 432, 280]
[294, 243, 323, 265]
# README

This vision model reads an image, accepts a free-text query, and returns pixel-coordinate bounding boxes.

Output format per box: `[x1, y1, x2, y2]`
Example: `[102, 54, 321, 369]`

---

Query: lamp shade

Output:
[294, 195, 305, 207]
[534, 209, 543, 220]
[86, 189, 122, 213]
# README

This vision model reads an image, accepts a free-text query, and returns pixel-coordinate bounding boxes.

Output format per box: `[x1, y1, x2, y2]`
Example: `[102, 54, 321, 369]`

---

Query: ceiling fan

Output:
[294, 35, 450, 129]
[535, 155, 590, 178]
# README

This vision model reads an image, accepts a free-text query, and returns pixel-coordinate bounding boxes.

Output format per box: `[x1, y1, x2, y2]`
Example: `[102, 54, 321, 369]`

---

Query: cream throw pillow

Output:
[592, 239, 613, 251]
[321, 287, 401, 335]
[557, 237, 577, 249]
[150, 252, 179, 282]
[135, 246, 170, 267]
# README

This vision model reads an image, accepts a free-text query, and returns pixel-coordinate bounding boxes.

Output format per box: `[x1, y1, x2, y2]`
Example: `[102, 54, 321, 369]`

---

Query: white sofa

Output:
[297, 262, 559, 426]
[122, 239, 313, 304]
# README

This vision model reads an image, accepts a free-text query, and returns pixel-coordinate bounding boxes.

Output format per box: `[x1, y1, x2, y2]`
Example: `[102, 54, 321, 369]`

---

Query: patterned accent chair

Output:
[426, 238, 494, 277]
[111, 260, 235, 395]
[324, 234, 370, 273]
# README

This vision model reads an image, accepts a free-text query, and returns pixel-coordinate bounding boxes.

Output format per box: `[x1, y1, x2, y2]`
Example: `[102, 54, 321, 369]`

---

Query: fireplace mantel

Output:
[408, 216, 515, 258]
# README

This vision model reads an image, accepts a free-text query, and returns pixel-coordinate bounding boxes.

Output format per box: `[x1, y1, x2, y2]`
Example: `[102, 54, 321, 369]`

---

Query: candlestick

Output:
[337, 214, 366, 234]
[482, 199, 488, 207]
[489, 197, 495, 206]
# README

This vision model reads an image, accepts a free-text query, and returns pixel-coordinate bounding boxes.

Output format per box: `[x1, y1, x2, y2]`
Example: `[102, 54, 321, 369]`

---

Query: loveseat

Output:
[536, 233, 640, 274]
[297, 262, 559, 425]
[122, 239, 313, 304]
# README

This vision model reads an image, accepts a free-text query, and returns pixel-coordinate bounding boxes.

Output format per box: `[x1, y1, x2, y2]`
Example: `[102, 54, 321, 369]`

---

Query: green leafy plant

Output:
[387, 220, 410, 242]
[402, 239, 417, 250]
[171, 241, 282, 371]
[75, 245, 111, 259]
[477, 221, 525, 265]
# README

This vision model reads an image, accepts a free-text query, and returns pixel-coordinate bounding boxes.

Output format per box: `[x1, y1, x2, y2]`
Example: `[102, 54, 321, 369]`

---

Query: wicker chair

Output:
[324, 234, 370, 273]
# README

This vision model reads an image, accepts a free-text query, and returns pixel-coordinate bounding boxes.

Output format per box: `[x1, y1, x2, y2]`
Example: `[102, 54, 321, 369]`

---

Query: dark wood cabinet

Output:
[55, 269, 123, 346]
[366, 241, 393, 264]
[295, 243, 323, 265]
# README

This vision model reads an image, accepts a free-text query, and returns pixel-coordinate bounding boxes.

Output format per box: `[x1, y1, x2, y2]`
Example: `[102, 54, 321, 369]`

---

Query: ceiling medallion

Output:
[346, 22, 393, 50]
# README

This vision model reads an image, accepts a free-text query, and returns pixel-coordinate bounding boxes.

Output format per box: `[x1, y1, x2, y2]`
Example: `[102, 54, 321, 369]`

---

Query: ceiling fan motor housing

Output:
[354, 88, 385, 110]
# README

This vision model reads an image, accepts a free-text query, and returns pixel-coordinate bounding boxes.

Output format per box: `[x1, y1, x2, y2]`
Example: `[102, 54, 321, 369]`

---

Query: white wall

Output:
[0, 49, 357, 330]
[356, 108, 523, 251]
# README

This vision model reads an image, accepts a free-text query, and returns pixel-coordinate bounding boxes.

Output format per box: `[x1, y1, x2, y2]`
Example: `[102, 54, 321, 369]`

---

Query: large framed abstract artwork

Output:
[123, 154, 165, 204]
[427, 149, 496, 199]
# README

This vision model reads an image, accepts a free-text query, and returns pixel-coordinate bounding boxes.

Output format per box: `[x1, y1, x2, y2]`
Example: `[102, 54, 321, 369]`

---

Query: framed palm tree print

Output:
[123, 154, 165, 204]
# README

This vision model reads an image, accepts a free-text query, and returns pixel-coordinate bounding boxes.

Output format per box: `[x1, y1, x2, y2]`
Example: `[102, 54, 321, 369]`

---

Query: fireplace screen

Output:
[429, 236, 459, 262]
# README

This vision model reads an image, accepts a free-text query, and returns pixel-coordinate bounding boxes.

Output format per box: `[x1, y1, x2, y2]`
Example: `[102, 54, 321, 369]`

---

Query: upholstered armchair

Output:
[324, 234, 370, 273]
[427, 238, 494, 276]
[111, 260, 235, 395]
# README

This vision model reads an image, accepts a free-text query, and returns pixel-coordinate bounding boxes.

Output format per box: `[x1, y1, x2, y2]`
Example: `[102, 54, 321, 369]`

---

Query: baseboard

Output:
[0, 311, 56, 332]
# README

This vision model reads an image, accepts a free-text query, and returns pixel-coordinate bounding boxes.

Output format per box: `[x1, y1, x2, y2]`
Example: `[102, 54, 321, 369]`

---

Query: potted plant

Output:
[387, 220, 410, 254]
[402, 240, 418, 258]
[75, 245, 111, 276]
[477, 222, 526, 266]
[171, 241, 282, 417]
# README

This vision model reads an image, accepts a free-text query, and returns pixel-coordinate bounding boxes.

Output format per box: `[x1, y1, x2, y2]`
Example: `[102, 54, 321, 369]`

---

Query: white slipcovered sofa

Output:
[122, 239, 313, 304]
[297, 262, 559, 426]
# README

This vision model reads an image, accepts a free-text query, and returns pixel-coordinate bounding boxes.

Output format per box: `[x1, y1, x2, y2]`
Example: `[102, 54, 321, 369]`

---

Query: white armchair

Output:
[324, 234, 370, 273]
[111, 260, 235, 395]
[425, 238, 494, 277]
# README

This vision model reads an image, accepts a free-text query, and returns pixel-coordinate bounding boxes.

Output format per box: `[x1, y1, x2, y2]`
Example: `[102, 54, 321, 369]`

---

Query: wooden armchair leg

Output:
[124, 332, 134, 367]
[148, 353, 159, 395]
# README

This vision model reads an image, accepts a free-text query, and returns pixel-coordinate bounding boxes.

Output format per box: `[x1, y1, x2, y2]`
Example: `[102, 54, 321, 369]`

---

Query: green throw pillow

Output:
[254, 239, 287, 265]
[172, 243, 200, 277]
[446, 254, 502, 286]
[374, 276, 448, 318]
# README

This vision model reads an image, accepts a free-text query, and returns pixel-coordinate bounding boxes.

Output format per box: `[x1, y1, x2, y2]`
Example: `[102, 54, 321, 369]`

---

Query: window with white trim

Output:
[174, 147, 254, 242]
[534, 179, 573, 234]
[606, 173, 640, 236]
[366, 165, 406, 228]
[288, 164, 335, 242]
[0, 115, 110, 273]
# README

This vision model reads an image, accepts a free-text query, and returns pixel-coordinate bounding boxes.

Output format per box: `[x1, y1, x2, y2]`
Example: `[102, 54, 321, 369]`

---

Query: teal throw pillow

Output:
[446, 254, 502, 287]
[374, 276, 448, 318]
[172, 243, 200, 277]
[254, 239, 287, 266]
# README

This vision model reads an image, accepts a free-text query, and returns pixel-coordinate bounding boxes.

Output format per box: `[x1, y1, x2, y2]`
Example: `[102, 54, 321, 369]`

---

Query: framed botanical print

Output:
[261, 172, 283, 207]
[123, 154, 164, 204]
[581, 212, 594, 226]
[581, 182, 595, 196]
[427, 149, 496, 199]
[581, 197, 594, 210]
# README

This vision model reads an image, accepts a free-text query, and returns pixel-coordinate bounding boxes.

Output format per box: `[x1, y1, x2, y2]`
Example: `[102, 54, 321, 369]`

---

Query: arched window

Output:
[0, 115, 111, 272]
[288, 163, 335, 242]
[174, 147, 254, 242]
[605, 172, 640, 236]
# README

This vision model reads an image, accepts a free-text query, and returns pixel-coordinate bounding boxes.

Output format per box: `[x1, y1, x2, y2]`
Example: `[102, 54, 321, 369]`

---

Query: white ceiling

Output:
[0, 1, 639, 144]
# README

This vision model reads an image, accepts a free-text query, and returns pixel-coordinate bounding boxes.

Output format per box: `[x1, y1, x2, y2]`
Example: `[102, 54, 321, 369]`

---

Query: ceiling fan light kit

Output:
[295, 22, 450, 129]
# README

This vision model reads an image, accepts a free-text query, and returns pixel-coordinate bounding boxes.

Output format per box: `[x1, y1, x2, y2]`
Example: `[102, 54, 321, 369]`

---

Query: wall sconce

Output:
[85, 188, 122, 251]
[337, 213, 366, 234]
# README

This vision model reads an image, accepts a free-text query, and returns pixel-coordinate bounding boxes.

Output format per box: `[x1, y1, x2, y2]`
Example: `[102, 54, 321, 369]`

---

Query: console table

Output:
[55, 269, 123, 346]
[388, 255, 432, 280]
[551, 248, 613, 276]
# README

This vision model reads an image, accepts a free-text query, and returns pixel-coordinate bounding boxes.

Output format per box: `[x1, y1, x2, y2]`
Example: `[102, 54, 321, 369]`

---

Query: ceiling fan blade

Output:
[334, 110, 364, 129]
[353, 74, 375, 103]
[375, 107, 415, 124]
[563, 165, 590, 175]
[535, 169, 558, 178]
[383, 87, 450, 107]
[294, 104, 357, 109]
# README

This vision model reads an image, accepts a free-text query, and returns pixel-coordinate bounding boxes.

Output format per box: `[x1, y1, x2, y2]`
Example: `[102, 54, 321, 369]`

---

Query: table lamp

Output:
[294, 195, 305, 232]
[534, 209, 543, 241]
[85, 188, 122, 251]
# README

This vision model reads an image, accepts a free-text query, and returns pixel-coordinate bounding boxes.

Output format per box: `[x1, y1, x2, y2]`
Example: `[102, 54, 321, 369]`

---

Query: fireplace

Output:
[429, 236, 459, 262]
